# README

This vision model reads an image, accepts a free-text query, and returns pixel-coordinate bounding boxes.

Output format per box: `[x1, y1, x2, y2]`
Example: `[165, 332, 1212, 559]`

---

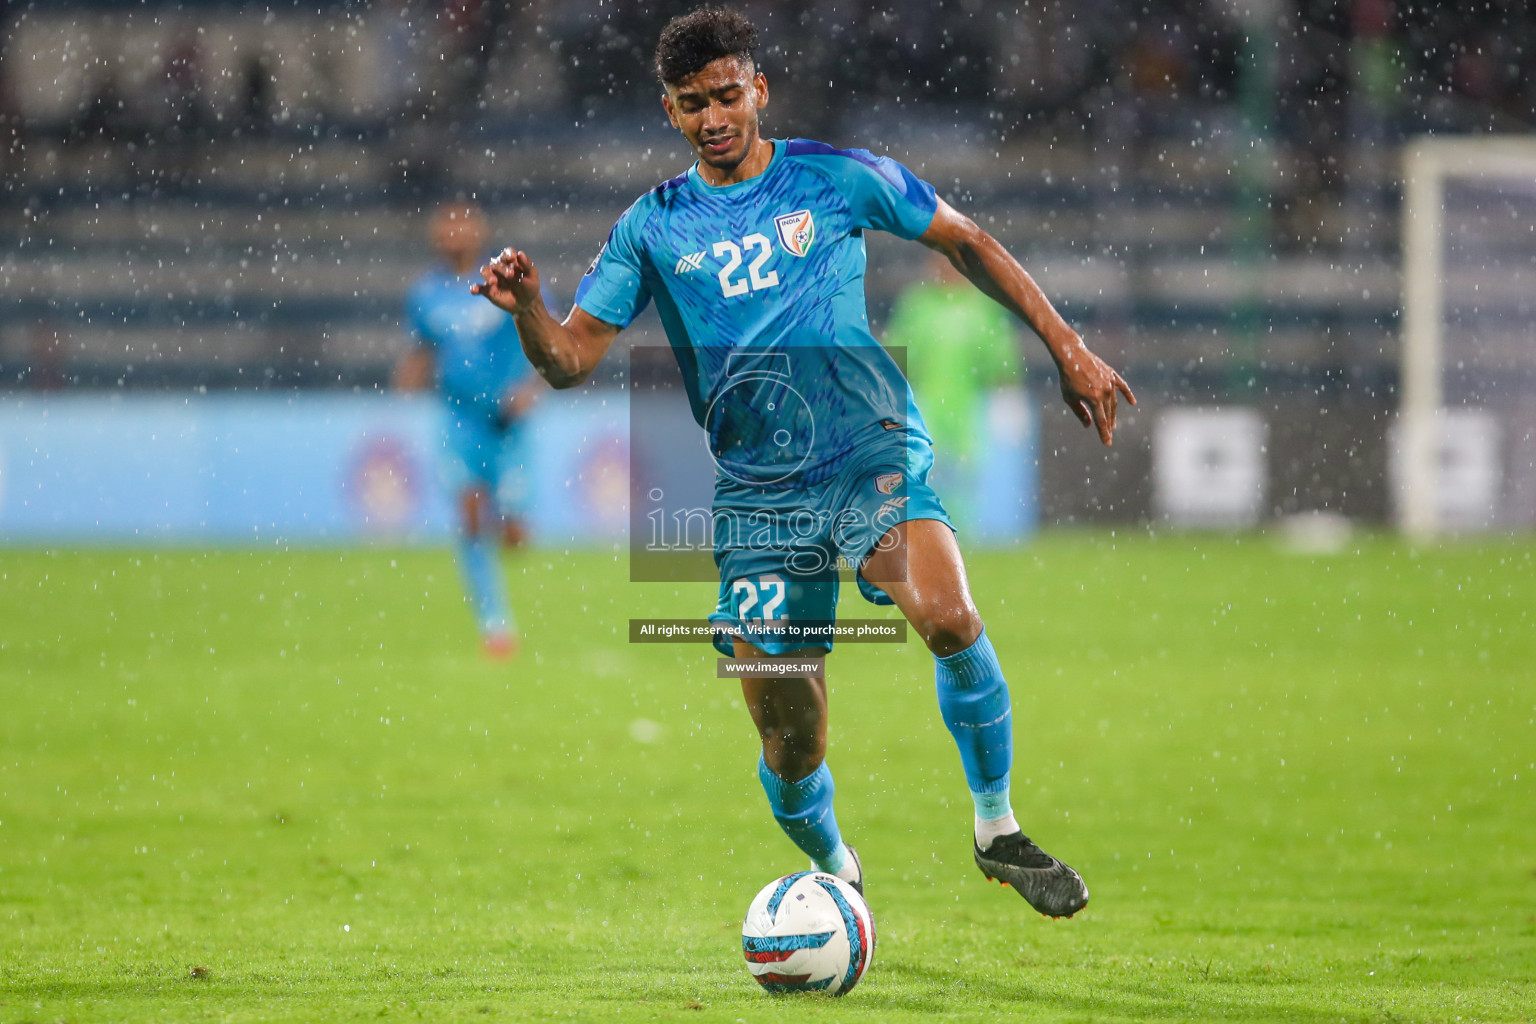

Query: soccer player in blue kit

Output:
[472, 8, 1134, 918]
[397, 202, 545, 658]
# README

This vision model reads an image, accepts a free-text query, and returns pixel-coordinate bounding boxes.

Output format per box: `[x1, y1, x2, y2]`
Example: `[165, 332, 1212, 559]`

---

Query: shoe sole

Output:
[978, 870, 1087, 919]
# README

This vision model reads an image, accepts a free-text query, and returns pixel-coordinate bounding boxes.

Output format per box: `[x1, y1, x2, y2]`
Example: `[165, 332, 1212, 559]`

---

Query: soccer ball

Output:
[741, 871, 875, 996]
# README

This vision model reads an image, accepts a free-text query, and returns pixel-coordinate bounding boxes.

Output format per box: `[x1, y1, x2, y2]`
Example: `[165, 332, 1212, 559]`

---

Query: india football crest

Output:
[874, 472, 902, 495]
[774, 209, 815, 257]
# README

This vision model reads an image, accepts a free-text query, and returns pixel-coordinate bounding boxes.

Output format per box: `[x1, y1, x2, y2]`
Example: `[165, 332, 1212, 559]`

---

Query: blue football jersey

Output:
[575, 138, 938, 487]
[405, 267, 540, 418]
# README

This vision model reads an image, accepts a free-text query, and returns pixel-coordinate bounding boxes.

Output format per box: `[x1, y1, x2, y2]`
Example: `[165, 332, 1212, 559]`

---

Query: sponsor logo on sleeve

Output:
[876, 495, 909, 524]
[584, 241, 608, 276]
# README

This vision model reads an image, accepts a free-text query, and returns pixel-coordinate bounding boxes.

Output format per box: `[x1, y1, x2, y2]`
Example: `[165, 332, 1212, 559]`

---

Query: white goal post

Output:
[1399, 135, 1536, 538]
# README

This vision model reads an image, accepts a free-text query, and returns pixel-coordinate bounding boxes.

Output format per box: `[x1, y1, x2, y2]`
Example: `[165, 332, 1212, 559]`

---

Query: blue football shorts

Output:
[438, 405, 531, 518]
[709, 428, 952, 656]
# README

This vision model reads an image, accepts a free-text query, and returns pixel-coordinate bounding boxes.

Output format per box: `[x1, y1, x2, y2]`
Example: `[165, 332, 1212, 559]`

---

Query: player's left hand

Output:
[1056, 341, 1136, 446]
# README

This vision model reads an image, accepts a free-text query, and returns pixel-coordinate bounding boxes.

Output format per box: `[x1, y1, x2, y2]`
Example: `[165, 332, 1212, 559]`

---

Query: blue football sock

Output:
[757, 755, 849, 874]
[455, 532, 513, 636]
[935, 630, 1015, 819]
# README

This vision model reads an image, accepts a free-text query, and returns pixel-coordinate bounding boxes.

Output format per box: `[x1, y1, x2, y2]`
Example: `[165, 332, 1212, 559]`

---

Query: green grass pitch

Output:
[1, 534, 1532, 1022]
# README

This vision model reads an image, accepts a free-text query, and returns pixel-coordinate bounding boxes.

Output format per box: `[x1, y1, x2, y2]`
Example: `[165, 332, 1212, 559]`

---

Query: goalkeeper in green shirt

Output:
[884, 251, 1024, 526]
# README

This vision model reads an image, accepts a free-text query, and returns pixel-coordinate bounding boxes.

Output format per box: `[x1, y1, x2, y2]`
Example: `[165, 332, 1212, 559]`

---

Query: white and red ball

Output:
[741, 871, 875, 996]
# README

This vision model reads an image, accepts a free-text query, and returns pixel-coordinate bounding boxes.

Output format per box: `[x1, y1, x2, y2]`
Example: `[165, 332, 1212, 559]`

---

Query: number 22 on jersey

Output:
[713, 234, 779, 298]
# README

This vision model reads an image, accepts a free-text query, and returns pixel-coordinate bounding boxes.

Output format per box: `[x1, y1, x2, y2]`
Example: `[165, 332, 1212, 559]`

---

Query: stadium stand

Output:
[1, 0, 1530, 522]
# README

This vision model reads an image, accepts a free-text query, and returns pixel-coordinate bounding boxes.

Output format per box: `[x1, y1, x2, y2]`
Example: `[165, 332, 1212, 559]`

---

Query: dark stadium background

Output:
[0, 0, 1531, 529]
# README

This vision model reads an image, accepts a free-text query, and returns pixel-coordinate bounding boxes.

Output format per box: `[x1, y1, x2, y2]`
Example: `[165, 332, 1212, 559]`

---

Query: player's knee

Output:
[917, 601, 983, 658]
[458, 488, 489, 534]
[766, 751, 824, 784]
[501, 519, 527, 548]
[761, 726, 824, 781]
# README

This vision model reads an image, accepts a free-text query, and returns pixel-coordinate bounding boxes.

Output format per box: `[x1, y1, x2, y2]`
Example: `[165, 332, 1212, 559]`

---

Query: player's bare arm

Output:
[472, 248, 620, 389]
[919, 199, 1136, 446]
[393, 346, 434, 391]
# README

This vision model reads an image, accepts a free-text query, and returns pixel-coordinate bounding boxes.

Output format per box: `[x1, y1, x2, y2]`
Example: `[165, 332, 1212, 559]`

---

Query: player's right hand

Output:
[472, 248, 542, 315]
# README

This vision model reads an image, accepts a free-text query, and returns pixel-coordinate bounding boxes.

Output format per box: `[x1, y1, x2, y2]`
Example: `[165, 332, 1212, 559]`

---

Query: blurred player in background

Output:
[470, 7, 1133, 918]
[885, 250, 1024, 527]
[396, 202, 545, 658]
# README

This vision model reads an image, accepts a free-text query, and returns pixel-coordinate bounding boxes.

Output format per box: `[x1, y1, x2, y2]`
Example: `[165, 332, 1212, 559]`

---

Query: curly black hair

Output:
[653, 6, 759, 86]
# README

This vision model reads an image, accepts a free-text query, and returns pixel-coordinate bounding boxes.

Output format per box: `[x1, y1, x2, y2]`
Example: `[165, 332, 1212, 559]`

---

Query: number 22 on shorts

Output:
[732, 575, 787, 621]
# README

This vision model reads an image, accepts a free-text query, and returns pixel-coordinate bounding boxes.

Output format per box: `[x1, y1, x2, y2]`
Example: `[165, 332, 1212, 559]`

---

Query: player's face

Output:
[430, 206, 489, 267]
[662, 57, 768, 172]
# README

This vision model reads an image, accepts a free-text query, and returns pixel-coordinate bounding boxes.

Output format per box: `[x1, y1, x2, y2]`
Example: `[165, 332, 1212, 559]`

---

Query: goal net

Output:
[1397, 136, 1536, 537]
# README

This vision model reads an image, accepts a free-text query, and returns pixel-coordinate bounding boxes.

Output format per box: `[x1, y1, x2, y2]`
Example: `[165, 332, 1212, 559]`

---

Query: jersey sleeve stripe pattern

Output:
[784, 138, 938, 241]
